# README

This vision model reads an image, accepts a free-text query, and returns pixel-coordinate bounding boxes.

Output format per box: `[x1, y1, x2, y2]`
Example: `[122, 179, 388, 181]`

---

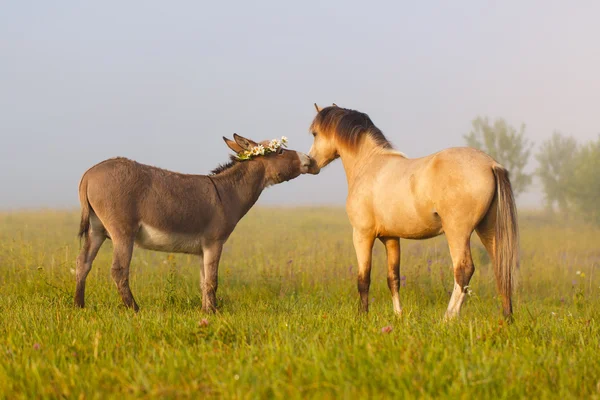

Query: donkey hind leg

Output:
[202, 242, 223, 313]
[75, 230, 106, 308]
[353, 229, 375, 313]
[110, 237, 139, 311]
[444, 232, 475, 320]
[380, 237, 402, 315]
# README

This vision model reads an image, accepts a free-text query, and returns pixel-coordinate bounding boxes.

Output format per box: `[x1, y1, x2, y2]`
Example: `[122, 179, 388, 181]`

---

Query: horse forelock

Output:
[311, 106, 393, 151]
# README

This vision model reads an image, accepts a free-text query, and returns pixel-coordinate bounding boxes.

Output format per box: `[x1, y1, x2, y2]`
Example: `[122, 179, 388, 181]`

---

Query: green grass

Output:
[1, 208, 599, 399]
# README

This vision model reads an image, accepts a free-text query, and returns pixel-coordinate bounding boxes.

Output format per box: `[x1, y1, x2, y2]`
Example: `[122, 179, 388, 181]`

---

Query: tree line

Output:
[464, 117, 600, 225]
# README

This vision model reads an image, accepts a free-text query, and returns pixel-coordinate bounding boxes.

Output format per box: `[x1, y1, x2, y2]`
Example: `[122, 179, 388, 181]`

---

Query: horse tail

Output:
[492, 164, 519, 319]
[78, 174, 91, 240]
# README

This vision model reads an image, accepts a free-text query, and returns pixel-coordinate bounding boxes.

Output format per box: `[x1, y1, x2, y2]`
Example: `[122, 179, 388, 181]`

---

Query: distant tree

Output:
[568, 135, 600, 225]
[535, 132, 578, 214]
[464, 116, 533, 197]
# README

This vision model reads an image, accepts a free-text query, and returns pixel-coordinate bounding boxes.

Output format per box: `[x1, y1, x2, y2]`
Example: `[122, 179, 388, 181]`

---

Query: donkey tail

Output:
[78, 174, 91, 239]
[492, 164, 519, 319]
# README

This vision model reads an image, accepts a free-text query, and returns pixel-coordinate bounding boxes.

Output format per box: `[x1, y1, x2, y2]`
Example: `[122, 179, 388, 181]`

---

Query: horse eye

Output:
[312, 131, 317, 137]
[277, 148, 285, 155]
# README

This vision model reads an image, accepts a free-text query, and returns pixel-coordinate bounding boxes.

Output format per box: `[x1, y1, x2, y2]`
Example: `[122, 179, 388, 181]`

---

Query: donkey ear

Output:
[233, 133, 257, 151]
[223, 136, 244, 153]
[314, 103, 322, 113]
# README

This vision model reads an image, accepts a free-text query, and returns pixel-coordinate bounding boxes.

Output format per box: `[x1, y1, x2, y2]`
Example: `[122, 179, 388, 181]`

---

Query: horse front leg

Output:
[353, 229, 375, 313]
[380, 236, 402, 315]
[202, 242, 224, 313]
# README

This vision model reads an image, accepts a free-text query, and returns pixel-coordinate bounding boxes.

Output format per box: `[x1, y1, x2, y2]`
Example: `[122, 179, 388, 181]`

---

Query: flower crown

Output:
[236, 136, 288, 160]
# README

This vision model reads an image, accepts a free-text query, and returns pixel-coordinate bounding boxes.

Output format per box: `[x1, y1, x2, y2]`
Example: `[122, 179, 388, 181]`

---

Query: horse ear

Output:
[223, 136, 244, 153]
[233, 133, 257, 151]
[332, 103, 338, 107]
[314, 103, 322, 113]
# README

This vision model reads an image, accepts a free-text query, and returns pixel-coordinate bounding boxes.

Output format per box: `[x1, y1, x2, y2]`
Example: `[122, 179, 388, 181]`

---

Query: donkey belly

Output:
[135, 223, 203, 254]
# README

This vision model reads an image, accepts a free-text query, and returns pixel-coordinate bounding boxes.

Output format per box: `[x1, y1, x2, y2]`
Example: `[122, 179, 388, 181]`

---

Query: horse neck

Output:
[338, 136, 386, 185]
[210, 161, 266, 222]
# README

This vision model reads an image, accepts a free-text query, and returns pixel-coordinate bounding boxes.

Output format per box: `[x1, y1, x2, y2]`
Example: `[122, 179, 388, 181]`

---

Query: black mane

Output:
[310, 106, 393, 150]
[210, 155, 240, 176]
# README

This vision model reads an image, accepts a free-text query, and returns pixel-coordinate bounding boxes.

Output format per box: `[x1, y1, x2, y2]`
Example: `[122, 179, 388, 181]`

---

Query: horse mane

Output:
[310, 106, 393, 150]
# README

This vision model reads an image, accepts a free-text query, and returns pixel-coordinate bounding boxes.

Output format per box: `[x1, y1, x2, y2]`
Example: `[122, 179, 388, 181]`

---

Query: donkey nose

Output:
[299, 153, 320, 175]
[302, 156, 311, 167]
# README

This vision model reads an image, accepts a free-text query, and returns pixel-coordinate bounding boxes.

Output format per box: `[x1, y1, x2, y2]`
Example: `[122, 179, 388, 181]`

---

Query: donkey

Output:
[75, 134, 318, 313]
[308, 104, 519, 320]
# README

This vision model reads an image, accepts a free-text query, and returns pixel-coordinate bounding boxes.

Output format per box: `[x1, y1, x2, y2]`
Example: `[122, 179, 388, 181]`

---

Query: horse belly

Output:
[135, 223, 202, 254]
[377, 207, 444, 239]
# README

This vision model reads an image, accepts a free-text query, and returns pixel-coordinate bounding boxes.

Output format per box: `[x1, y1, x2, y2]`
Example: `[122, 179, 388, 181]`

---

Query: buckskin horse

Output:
[308, 104, 518, 320]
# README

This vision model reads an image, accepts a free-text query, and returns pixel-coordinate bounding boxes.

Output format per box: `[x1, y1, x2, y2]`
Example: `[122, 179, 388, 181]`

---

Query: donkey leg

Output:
[444, 233, 475, 320]
[74, 231, 105, 308]
[202, 242, 223, 313]
[110, 238, 139, 311]
[198, 252, 206, 306]
[353, 229, 375, 313]
[380, 236, 402, 315]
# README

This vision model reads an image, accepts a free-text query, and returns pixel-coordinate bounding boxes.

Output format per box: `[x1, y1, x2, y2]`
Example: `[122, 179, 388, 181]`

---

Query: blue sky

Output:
[1, 1, 599, 208]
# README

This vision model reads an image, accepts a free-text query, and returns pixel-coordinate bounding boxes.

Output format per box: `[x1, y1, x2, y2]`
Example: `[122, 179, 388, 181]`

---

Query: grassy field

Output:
[0, 207, 599, 399]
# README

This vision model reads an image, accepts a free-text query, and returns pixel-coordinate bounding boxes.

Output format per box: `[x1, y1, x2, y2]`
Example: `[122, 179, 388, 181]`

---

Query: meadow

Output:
[0, 207, 599, 399]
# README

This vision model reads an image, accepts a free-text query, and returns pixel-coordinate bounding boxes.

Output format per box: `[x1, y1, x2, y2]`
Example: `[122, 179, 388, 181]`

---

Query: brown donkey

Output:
[308, 104, 519, 320]
[75, 134, 318, 312]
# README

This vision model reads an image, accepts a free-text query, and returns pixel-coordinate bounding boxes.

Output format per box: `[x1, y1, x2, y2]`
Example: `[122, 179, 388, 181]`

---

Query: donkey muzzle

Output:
[299, 153, 320, 175]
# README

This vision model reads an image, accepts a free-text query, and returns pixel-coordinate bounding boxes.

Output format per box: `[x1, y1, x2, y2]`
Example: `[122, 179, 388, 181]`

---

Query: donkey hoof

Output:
[201, 302, 218, 314]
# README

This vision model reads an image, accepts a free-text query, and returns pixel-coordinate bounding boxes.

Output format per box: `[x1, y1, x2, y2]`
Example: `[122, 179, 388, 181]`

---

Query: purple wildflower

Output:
[381, 326, 393, 333]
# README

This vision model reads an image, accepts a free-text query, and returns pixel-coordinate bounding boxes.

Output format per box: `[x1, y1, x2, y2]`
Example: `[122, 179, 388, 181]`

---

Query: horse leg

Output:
[110, 236, 138, 311]
[353, 229, 375, 313]
[74, 229, 105, 308]
[202, 242, 223, 313]
[380, 236, 402, 315]
[444, 232, 475, 319]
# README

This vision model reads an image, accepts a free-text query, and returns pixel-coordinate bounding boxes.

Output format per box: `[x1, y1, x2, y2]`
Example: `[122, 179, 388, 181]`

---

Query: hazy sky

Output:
[1, 1, 599, 209]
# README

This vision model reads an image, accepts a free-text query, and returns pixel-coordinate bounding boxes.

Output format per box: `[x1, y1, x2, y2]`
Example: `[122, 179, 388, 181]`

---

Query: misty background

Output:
[1, 1, 599, 209]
